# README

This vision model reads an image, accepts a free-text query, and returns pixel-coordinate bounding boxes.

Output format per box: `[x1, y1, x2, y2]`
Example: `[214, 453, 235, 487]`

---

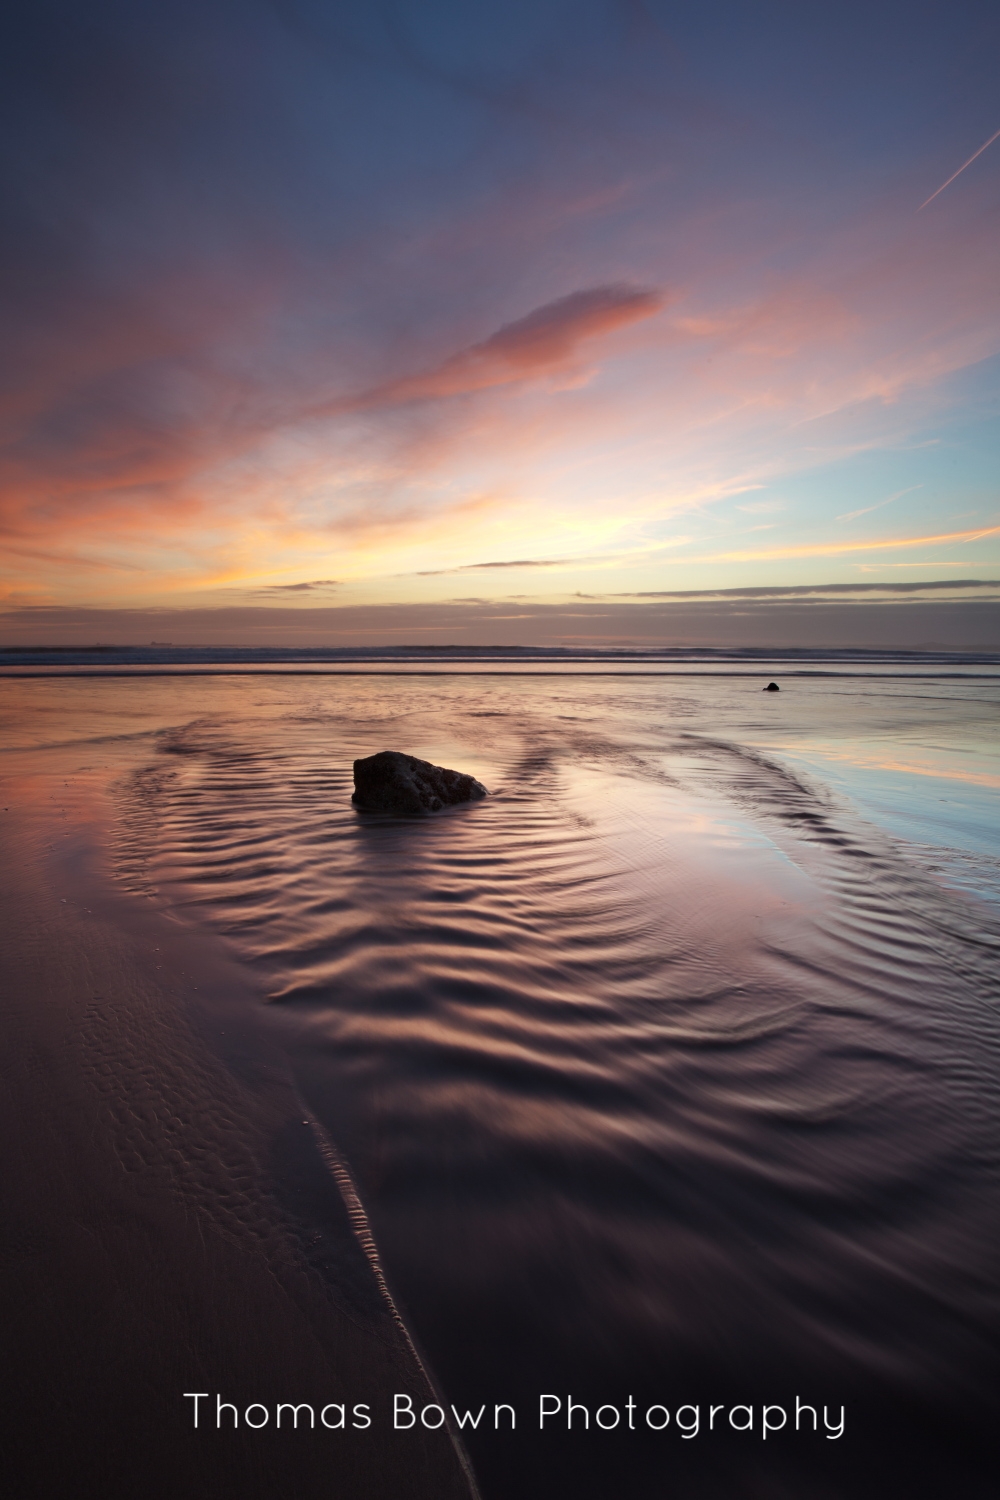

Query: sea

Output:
[3, 646, 999, 1499]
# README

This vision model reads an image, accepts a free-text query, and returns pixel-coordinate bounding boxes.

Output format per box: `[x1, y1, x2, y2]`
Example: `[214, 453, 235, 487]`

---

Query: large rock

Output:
[352, 751, 488, 816]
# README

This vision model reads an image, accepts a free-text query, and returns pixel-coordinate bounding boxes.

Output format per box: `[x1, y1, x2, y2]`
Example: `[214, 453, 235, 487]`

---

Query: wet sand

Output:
[3, 666, 1000, 1499]
[1, 799, 476, 1500]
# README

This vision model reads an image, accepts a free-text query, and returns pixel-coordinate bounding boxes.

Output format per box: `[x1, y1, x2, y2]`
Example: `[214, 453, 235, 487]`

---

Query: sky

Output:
[1, 0, 999, 647]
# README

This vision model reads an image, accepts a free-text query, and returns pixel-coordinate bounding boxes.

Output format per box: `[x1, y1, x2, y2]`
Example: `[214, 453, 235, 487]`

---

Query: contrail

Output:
[919, 125, 1000, 210]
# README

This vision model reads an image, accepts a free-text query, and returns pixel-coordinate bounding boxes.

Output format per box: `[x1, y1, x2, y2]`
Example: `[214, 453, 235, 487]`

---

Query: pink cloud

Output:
[323, 285, 666, 411]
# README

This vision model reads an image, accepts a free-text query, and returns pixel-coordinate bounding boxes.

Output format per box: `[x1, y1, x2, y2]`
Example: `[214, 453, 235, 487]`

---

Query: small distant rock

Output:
[353, 751, 487, 816]
[763, 682, 780, 692]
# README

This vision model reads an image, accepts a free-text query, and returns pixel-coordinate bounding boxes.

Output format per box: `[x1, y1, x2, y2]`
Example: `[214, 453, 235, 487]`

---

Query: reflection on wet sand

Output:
[2, 668, 999, 1499]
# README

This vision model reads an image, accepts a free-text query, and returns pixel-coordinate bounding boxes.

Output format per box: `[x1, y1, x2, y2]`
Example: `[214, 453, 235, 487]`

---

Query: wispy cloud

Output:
[247, 578, 340, 594]
[836, 484, 922, 523]
[414, 556, 583, 576]
[690, 525, 1000, 563]
[736, 498, 785, 515]
[320, 286, 666, 413]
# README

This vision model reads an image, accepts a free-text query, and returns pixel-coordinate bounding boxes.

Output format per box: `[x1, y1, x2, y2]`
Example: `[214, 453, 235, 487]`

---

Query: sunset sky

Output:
[2, 0, 999, 646]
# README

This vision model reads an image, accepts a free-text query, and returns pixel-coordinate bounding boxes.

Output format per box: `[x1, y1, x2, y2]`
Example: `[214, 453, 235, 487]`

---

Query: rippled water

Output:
[5, 669, 1000, 1498]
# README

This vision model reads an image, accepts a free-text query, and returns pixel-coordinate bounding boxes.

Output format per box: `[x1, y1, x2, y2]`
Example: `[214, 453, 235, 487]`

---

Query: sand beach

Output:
[2, 656, 998, 1497]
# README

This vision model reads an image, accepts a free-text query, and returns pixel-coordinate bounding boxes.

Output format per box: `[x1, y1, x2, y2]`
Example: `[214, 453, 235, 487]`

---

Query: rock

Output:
[352, 751, 488, 816]
[763, 682, 780, 692]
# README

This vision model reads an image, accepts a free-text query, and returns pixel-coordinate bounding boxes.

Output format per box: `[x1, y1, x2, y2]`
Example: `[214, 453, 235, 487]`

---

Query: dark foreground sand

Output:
[1, 804, 476, 1500]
